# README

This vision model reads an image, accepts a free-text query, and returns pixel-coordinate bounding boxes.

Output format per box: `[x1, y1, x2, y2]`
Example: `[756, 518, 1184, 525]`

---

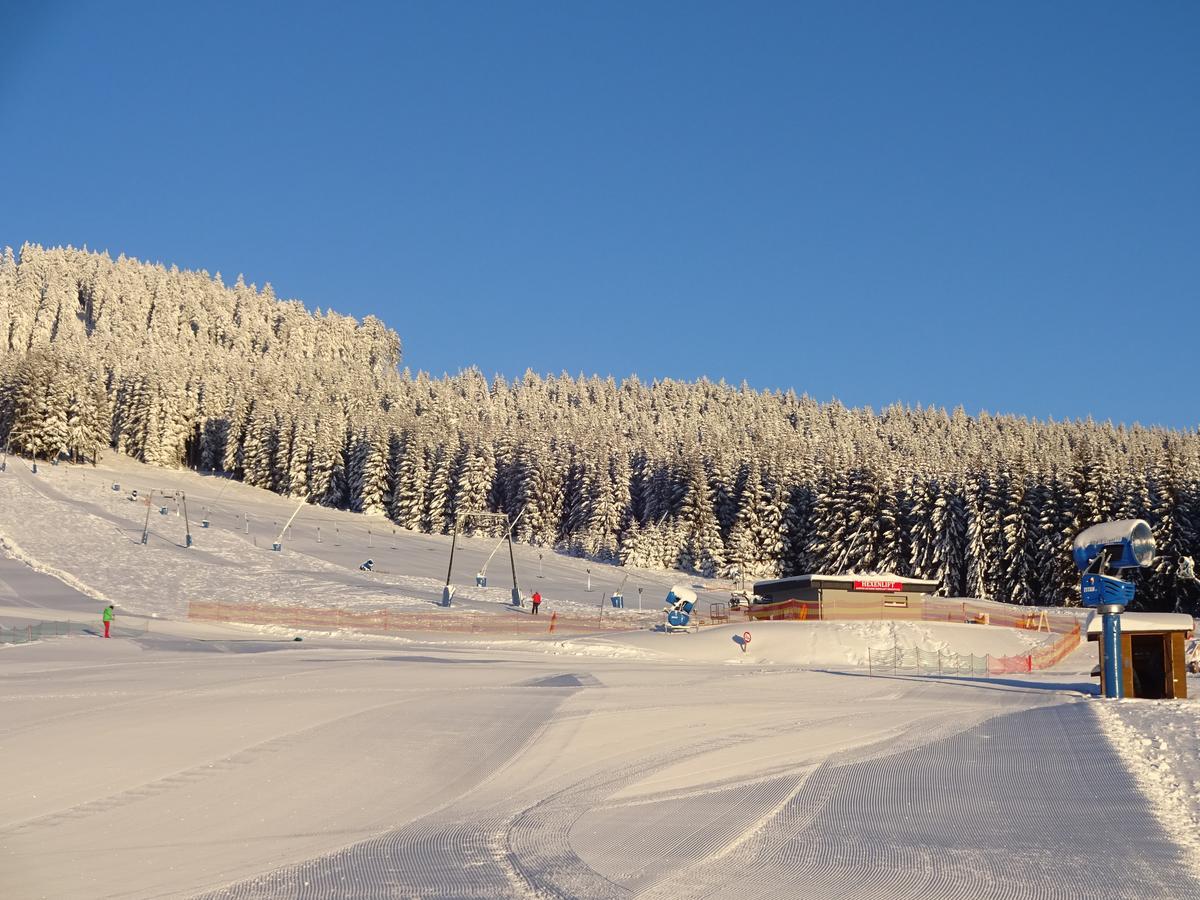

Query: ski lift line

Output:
[274, 497, 309, 546]
[443, 509, 524, 606]
[479, 508, 526, 576]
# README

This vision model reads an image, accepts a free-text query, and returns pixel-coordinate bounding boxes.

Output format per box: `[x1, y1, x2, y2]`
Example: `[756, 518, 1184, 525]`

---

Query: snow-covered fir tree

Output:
[3, 243, 1200, 613]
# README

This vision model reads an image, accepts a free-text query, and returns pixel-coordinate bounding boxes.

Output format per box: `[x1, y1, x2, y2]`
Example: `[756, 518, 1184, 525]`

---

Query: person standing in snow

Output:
[531, 591, 542, 615]
[102, 604, 115, 638]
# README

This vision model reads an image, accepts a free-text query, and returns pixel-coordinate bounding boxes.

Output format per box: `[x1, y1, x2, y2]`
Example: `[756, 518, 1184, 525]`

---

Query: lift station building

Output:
[749, 574, 941, 621]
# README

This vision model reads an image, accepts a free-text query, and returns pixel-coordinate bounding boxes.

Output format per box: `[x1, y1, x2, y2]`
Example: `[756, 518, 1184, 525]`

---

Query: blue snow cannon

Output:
[1072, 519, 1156, 700]
[664, 586, 698, 631]
[1072, 519, 1155, 574]
[1073, 519, 1154, 609]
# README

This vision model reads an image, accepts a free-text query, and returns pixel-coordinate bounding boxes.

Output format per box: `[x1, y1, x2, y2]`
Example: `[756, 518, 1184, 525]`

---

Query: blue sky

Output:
[3, 2, 1197, 429]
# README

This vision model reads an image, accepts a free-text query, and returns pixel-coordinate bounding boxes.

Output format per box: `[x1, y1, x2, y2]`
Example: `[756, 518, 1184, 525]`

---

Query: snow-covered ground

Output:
[1, 455, 1199, 899]
[0, 455, 709, 626]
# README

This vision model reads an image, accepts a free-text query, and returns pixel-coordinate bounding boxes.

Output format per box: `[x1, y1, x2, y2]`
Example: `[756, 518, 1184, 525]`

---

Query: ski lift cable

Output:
[275, 496, 309, 546]
[480, 508, 525, 576]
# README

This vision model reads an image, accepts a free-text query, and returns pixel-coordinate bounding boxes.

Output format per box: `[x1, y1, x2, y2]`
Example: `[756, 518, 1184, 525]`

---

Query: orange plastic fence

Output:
[984, 623, 1082, 675]
[748, 595, 1084, 637]
[867, 622, 1082, 677]
[747, 599, 814, 621]
[187, 599, 632, 636]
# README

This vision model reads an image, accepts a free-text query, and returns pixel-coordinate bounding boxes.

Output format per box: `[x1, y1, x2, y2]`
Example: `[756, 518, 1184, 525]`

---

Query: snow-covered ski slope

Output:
[0, 453, 719, 627]
[1, 455, 1199, 899]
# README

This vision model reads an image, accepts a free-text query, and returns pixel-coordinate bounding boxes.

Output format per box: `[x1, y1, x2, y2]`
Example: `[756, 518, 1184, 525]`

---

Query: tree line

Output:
[2, 244, 1197, 613]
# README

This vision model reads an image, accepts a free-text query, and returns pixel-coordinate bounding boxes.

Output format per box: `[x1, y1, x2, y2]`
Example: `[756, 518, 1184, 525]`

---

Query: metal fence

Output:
[868, 622, 1083, 677]
[0, 619, 77, 644]
[0, 618, 150, 644]
[867, 646, 993, 676]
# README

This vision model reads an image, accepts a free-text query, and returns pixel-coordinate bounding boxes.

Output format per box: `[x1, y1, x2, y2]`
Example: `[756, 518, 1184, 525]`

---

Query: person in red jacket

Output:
[530, 591, 542, 615]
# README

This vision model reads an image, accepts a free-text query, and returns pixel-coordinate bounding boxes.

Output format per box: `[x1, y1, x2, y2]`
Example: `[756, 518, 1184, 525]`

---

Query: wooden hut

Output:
[1086, 612, 1194, 699]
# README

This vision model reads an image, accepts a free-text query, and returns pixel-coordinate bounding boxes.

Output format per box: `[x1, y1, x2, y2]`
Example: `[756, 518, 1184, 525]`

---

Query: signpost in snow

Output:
[742, 631, 751, 653]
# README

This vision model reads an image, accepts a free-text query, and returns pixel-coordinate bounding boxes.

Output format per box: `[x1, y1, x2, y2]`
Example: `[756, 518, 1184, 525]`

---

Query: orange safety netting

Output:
[867, 622, 1083, 677]
[985, 623, 1082, 675]
[747, 594, 1084, 636]
[187, 599, 631, 636]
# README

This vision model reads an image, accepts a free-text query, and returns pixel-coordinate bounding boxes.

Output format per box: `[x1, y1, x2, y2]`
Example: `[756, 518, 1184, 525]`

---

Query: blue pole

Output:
[1099, 603, 1124, 699]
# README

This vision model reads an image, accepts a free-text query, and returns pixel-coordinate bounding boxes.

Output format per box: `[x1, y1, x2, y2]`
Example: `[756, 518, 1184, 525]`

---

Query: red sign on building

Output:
[853, 579, 903, 592]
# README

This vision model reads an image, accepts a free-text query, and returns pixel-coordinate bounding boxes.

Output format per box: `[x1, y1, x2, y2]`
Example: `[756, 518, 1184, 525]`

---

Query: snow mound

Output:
[568, 619, 1064, 667]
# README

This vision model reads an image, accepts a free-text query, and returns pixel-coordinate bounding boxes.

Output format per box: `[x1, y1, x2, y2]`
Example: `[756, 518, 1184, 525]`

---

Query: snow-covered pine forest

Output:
[1, 244, 1197, 613]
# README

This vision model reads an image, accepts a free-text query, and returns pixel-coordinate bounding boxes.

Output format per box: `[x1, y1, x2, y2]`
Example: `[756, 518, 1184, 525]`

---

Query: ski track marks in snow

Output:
[718, 703, 1200, 900]
[1092, 698, 1200, 882]
[193, 687, 1200, 900]
[200, 685, 582, 900]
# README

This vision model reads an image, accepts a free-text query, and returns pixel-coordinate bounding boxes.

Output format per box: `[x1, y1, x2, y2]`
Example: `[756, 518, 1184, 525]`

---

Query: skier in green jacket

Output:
[102, 604, 114, 638]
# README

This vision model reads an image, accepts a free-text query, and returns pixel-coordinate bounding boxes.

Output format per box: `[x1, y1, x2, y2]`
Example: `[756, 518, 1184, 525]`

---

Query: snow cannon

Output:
[1072, 519, 1155, 574]
[664, 585, 698, 632]
[1072, 520, 1156, 700]
[1073, 519, 1154, 609]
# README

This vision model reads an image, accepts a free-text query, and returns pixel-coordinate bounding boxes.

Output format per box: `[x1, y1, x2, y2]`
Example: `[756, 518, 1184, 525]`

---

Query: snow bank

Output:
[1093, 694, 1200, 880]
[564, 619, 1064, 668]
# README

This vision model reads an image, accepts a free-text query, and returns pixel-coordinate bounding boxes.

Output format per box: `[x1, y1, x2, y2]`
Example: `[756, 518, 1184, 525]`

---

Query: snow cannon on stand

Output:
[1073, 519, 1156, 699]
[664, 585, 699, 633]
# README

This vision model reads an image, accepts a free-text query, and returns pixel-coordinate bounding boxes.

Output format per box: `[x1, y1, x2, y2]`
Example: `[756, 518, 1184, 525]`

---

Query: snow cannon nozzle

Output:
[1072, 519, 1155, 573]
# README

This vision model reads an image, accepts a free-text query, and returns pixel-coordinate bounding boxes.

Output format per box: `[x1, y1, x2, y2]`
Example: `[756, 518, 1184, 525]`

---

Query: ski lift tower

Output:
[443, 510, 522, 607]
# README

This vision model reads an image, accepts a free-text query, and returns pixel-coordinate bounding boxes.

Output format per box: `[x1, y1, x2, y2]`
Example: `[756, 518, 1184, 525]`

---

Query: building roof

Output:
[752, 573, 941, 594]
[1085, 612, 1195, 636]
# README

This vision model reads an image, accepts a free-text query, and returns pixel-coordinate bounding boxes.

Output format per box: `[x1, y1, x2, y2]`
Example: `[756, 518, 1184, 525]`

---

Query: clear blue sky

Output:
[3, 1, 1197, 429]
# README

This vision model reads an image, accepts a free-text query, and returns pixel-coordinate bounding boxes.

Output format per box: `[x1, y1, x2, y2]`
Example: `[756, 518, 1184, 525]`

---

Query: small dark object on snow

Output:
[359, 559, 374, 572]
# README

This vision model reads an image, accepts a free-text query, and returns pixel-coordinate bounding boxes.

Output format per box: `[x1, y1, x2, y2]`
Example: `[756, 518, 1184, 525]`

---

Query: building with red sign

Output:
[749, 574, 941, 621]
